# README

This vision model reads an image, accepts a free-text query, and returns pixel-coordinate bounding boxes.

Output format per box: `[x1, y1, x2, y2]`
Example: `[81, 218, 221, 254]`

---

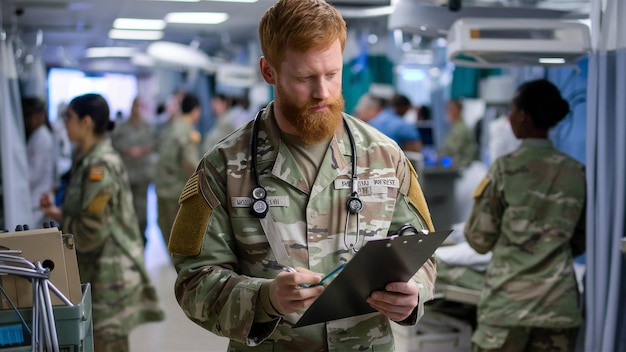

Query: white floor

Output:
[129, 186, 229, 352]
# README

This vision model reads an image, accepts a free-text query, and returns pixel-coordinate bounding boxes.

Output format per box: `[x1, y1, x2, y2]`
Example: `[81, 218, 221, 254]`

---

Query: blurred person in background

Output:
[201, 94, 239, 153]
[40, 93, 164, 352]
[111, 97, 155, 245]
[21, 96, 55, 228]
[353, 93, 384, 123]
[440, 99, 478, 168]
[155, 93, 202, 246]
[465, 79, 584, 352]
[369, 93, 422, 152]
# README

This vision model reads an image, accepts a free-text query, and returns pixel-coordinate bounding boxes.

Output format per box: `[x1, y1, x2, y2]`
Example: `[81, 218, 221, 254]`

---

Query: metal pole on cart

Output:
[0, 251, 71, 352]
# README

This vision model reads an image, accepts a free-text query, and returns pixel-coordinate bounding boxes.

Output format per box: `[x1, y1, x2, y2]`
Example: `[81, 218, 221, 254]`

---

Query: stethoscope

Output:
[248, 109, 364, 253]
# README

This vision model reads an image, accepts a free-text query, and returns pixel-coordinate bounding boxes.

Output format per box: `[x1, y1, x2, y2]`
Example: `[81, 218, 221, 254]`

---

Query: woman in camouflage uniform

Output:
[41, 93, 164, 351]
[465, 79, 585, 352]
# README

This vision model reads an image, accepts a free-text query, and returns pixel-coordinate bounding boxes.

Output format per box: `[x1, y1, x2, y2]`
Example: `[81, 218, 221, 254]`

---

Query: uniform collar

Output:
[521, 138, 554, 149]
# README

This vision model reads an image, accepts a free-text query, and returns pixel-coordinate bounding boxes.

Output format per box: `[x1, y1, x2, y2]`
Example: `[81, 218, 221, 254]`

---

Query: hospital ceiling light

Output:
[165, 12, 229, 24]
[108, 29, 164, 40]
[204, 0, 258, 3]
[113, 18, 166, 31]
[337, 6, 394, 18]
[538, 57, 567, 64]
[85, 47, 136, 58]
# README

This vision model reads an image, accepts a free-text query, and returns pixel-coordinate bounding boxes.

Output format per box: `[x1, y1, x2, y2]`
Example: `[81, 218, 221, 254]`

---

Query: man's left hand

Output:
[366, 281, 419, 322]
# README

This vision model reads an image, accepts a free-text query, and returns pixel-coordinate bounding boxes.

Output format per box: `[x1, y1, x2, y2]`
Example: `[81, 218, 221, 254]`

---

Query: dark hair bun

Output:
[107, 120, 116, 131]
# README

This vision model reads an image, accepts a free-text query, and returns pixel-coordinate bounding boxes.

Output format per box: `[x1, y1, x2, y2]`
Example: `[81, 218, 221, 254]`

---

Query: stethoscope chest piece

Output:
[250, 186, 269, 218]
[346, 194, 363, 214]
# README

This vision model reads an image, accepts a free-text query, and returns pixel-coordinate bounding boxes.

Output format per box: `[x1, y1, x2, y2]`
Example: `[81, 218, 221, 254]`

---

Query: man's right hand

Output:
[268, 267, 324, 315]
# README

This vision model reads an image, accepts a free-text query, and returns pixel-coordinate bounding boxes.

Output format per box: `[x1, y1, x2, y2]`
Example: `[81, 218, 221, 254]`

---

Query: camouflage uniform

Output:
[168, 104, 437, 352]
[111, 118, 155, 240]
[464, 139, 585, 351]
[155, 118, 201, 245]
[61, 139, 164, 346]
[441, 120, 478, 168]
[201, 112, 238, 154]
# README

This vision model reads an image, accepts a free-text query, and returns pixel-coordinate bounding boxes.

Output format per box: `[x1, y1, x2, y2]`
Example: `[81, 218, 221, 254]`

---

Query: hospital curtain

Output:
[0, 35, 32, 230]
[585, 0, 626, 350]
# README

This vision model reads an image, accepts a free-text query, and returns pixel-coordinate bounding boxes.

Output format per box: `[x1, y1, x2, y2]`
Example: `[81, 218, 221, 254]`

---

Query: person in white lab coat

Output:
[22, 97, 56, 228]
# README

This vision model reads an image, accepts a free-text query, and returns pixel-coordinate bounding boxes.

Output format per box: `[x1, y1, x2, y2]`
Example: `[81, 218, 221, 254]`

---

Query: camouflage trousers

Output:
[472, 324, 579, 352]
[157, 195, 179, 246]
[130, 181, 149, 246]
[93, 332, 128, 352]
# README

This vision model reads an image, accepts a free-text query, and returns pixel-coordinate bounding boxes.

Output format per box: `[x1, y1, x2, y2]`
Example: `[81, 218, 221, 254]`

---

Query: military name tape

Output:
[231, 196, 290, 208]
[333, 177, 399, 190]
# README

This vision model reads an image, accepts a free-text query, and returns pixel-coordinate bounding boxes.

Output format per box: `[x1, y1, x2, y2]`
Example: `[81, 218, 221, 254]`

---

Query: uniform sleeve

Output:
[169, 160, 279, 346]
[179, 131, 201, 176]
[464, 162, 504, 254]
[571, 198, 586, 257]
[394, 156, 437, 325]
[63, 162, 118, 253]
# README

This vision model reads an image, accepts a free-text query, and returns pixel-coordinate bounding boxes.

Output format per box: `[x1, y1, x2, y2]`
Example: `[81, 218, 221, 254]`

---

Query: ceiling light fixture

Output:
[113, 18, 166, 30]
[165, 12, 229, 24]
[538, 57, 567, 64]
[85, 47, 136, 58]
[204, 0, 258, 3]
[336, 6, 394, 19]
[108, 29, 164, 40]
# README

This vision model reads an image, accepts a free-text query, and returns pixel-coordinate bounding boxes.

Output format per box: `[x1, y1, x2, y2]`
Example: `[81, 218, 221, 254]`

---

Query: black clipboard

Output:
[293, 227, 452, 328]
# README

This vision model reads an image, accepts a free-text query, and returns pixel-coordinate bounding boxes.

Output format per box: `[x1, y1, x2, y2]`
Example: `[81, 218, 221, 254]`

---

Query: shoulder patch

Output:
[86, 193, 111, 214]
[168, 170, 214, 256]
[407, 162, 435, 231]
[473, 177, 491, 198]
[179, 173, 200, 204]
[189, 131, 201, 144]
[89, 167, 104, 181]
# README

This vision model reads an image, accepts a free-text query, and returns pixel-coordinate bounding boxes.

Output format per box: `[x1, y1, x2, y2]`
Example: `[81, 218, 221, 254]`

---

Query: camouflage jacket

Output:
[169, 103, 437, 351]
[62, 139, 164, 337]
[155, 118, 201, 199]
[441, 120, 477, 168]
[464, 138, 585, 328]
[111, 118, 155, 184]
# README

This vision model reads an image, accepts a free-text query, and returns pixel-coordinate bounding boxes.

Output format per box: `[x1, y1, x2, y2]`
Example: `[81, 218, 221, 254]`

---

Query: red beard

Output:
[276, 85, 345, 145]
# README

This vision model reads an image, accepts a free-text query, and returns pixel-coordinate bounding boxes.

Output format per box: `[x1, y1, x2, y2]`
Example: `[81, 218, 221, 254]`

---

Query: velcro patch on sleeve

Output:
[89, 167, 104, 181]
[168, 170, 215, 256]
[407, 162, 435, 231]
[86, 193, 111, 214]
[179, 174, 200, 204]
[189, 131, 201, 144]
[473, 177, 491, 199]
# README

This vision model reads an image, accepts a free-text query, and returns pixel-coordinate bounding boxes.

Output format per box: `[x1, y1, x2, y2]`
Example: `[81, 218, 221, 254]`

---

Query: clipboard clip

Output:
[387, 224, 429, 237]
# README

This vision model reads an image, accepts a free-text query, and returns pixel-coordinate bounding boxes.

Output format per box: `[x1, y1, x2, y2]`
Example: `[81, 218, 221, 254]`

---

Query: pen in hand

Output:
[300, 263, 346, 288]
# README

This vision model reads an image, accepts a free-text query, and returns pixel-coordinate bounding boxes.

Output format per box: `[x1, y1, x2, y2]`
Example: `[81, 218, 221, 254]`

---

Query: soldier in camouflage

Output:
[111, 97, 155, 245]
[464, 79, 585, 352]
[167, 0, 437, 350]
[40, 93, 164, 352]
[440, 99, 478, 168]
[155, 93, 202, 245]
